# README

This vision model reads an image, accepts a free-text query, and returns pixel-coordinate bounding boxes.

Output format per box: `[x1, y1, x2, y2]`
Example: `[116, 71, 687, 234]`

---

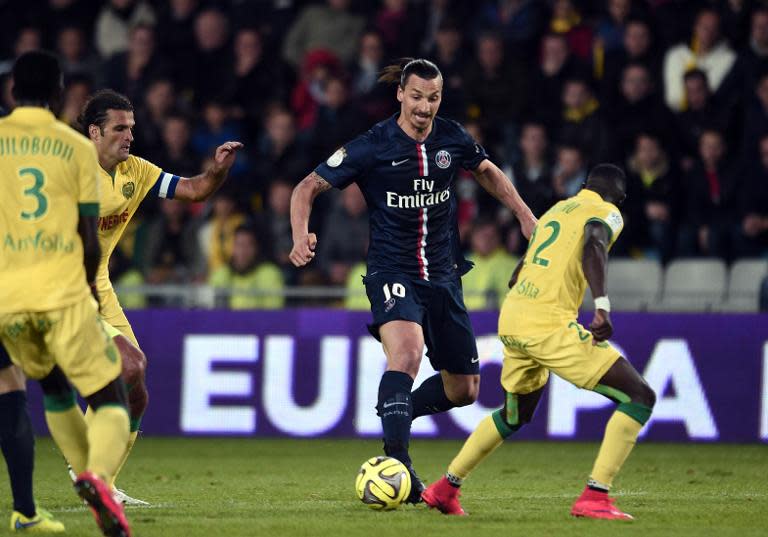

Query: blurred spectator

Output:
[594, 0, 633, 54]
[198, 190, 247, 275]
[462, 219, 518, 310]
[528, 32, 590, 130]
[552, 143, 587, 199]
[663, 8, 736, 112]
[209, 224, 284, 310]
[191, 8, 233, 105]
[0, 74, 13, 111]
[464, 32, 528, 158]
[151, 112, 200, 179]
[140, 199, 205, 292]
[56, 26, 100, 79]
[282, 0, 365, 68]
[735, 134, 768, 258]
[625, 133, 680, 261]
[679, 130, 740, 259]
[419, 0, 458, 56]
[348, 30, 392, 122]
[724, 7, 768, 110]
[719, 0, 752, 50]
[291, 49, 343, 131]
[95, 0, 156, 59]
[0, 27, 42, 75]
[132, 77, 176, 157]
[374, 0, 424, 58]
[426, 19, 468, 121]
[344, 261, 368, 310]
[156, 0, 199, 70]
[109, 244, 146, 310]
[317, 184, 369, 286]
[471, 0, 547, 61]
[558, 77, 605, 162]
[602, 62, 676, 162]
[549, 0, 593, 61]
[742, 72, 768, 163]
[192, 100, 246, 175]
[251, 107, 310, 202]
[59, 75, 93, 128]
[104, 24, 167, 106]
[675, 69, 733, 171]
[229, 28, 290, 127]
[600, 18, 662, 109]
[309, 77, 367, 164]
[511, 121, 555, 218]
[259, 179, 295, 273]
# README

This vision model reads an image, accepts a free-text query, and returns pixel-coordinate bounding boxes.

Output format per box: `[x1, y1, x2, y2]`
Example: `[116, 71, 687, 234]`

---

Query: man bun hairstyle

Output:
[378, 58, 442, 88]
[77, 89, 133, 136]
[12, 50, 62, 104]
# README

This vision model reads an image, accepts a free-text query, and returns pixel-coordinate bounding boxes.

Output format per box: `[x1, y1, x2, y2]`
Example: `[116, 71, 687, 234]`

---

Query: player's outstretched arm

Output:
[172, 141, 244, 202]
[289, 171, 332, 267]
[471, 159, 537, 239]
[77, 214, 101, 303]
[582, 222, 612, 343]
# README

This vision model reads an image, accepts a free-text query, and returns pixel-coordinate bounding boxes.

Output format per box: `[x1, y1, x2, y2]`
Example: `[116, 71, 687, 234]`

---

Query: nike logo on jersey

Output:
[382, 402, 409, 408]
[471, 357, 480, 363]
[391, 159, 409, 166]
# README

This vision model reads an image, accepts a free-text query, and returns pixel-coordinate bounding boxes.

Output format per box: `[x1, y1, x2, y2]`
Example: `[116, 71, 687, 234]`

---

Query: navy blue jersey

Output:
[315, 115, 488, 281]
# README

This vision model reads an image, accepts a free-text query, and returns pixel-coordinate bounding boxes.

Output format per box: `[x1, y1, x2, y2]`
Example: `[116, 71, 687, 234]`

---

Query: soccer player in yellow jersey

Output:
[423, 164, 657, 520]
[75, 89, 242, 503]
[0, 51, 132, 536]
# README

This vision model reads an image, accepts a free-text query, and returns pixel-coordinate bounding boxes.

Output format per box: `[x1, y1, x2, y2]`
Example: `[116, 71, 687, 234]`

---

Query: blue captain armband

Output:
[149, 171, 180, 199]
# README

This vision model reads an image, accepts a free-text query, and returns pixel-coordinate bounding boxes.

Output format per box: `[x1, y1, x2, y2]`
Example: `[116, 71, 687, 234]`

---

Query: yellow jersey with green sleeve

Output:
[95, 155, 179, 292]
[0, 107, 100, 312]
[499, 189, 623, 335]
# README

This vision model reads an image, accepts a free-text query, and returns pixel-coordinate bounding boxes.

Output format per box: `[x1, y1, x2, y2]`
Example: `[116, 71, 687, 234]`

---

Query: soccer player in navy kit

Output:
[290, 59, 536, 503]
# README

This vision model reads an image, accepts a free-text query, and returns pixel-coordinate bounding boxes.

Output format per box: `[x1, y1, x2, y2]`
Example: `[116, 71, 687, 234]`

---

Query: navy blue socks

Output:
[411, 373, 455, 419]
[377, 371, 414, 465]
[0, 391, 36, 517]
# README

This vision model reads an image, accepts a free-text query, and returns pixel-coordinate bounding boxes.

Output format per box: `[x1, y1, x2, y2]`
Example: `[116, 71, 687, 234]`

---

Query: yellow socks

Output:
[86, 406, 129, 482]
[44, 404, 88, 476]
[447, 415, 505, 481]
[110, 431, 138, 487]
[590, 410, 644, 487]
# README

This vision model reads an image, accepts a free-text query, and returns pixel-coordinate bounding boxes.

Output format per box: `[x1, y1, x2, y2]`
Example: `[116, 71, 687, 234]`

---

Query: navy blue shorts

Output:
[0, 343, 12, 370]
[364, 272, 479, 375]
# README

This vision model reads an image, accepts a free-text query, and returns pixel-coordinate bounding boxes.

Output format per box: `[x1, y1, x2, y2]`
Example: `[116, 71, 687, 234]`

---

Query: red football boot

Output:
[73, 471, 132, 537]
[570, 486, 634, 521]
[421, 476, 467, 516]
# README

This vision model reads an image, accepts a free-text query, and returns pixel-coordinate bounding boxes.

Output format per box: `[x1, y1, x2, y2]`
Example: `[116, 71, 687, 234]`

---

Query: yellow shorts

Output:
[99, 284, 139, 347]
[0, 296, 121, 397]
[500, 322, 621, 394]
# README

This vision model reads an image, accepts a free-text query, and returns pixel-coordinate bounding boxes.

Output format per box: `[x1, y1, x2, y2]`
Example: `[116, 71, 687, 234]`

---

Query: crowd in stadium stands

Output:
[2, 0, 768, 308]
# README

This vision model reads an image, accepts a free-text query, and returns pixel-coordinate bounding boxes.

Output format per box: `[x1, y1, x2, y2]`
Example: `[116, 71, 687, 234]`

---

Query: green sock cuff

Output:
[43, 390, 77, 412]
[617, 402, 653, 425]
[129, 415, 142, 432]
[593, 384, 631, 403]
[491, 409, 517, 439]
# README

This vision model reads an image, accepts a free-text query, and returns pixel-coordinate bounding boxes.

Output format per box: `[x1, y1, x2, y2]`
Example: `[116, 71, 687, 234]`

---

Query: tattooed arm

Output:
[289, 171, 332, 267]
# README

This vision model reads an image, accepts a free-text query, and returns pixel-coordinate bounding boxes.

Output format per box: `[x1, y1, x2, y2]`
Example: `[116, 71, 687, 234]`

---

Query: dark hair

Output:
[683, 68, 708, 86]
[77, 89, 133, 136]
[378, 58, 442, 88]
[586, 163, 626, 190]
[11, 50, 62, 105]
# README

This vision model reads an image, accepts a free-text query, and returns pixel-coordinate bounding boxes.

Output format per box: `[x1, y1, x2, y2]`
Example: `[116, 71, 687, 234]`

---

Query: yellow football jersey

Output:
[500, 189, 624, 335]
[94, 155, 178, 293]
[0, 107, 100, 312]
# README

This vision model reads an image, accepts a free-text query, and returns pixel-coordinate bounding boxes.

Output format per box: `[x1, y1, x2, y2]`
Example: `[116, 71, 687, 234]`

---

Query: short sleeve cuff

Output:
[78, 202, 99, 216]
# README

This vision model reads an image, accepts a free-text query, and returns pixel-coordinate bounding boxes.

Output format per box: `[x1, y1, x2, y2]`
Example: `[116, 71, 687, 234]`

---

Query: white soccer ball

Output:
[355, 456, 412, 510]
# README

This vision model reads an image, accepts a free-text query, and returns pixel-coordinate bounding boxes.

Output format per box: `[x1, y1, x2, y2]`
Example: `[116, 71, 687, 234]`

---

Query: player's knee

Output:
[117, 338, 147, 387]
[86, 377, 128, 411]
[636, 381, 656, 409]
[389, 347, 422, 376]
[445, 376, 479, 406]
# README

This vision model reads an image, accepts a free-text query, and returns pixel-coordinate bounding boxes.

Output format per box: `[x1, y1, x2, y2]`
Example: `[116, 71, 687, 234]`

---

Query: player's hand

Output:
[589, 308, 613, 344]
[518, 210, 537, 240]
[211, 141, 244, 174]
[290, 233, 318, 267]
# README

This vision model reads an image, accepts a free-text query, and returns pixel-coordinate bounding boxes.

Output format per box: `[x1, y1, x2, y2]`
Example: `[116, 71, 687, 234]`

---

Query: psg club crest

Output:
[122, 181, 135, 199]
[435, 150, 451, 169]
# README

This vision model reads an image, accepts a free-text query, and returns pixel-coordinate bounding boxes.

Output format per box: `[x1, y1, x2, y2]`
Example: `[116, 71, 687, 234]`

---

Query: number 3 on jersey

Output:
[18, 167, 48, 221]
[530, 220, 560, 267]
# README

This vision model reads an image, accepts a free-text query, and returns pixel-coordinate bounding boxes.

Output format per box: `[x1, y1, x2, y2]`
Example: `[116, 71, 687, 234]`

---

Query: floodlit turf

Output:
[4, 438, 766, 536]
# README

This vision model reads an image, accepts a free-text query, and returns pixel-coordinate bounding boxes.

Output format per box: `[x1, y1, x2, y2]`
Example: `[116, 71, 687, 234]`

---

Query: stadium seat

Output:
[581, 258, 662, 312]
[722, 259, 768, 312]
[651, 258, 727, 312]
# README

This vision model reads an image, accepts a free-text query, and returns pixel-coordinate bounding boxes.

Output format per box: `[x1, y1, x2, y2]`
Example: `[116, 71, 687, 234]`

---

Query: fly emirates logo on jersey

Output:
[386, 178, 450, 209]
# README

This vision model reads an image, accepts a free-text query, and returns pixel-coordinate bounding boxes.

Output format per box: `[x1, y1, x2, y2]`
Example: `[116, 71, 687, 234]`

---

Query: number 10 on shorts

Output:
[382, 283, 405, 302]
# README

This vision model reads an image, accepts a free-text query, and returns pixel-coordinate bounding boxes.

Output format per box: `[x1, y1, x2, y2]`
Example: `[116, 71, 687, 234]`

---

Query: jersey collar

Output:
[391, 113, 438, 144]
[576, 189, 603, 203]
[7, 106, 56, 124]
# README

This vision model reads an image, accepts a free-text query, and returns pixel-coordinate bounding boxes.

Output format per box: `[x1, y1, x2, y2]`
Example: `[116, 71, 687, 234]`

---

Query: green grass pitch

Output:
[3, 438, 766, 536]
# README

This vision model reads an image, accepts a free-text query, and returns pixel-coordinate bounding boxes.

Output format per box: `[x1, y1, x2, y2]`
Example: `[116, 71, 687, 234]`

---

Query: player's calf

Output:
[114, 336, 148, 424]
